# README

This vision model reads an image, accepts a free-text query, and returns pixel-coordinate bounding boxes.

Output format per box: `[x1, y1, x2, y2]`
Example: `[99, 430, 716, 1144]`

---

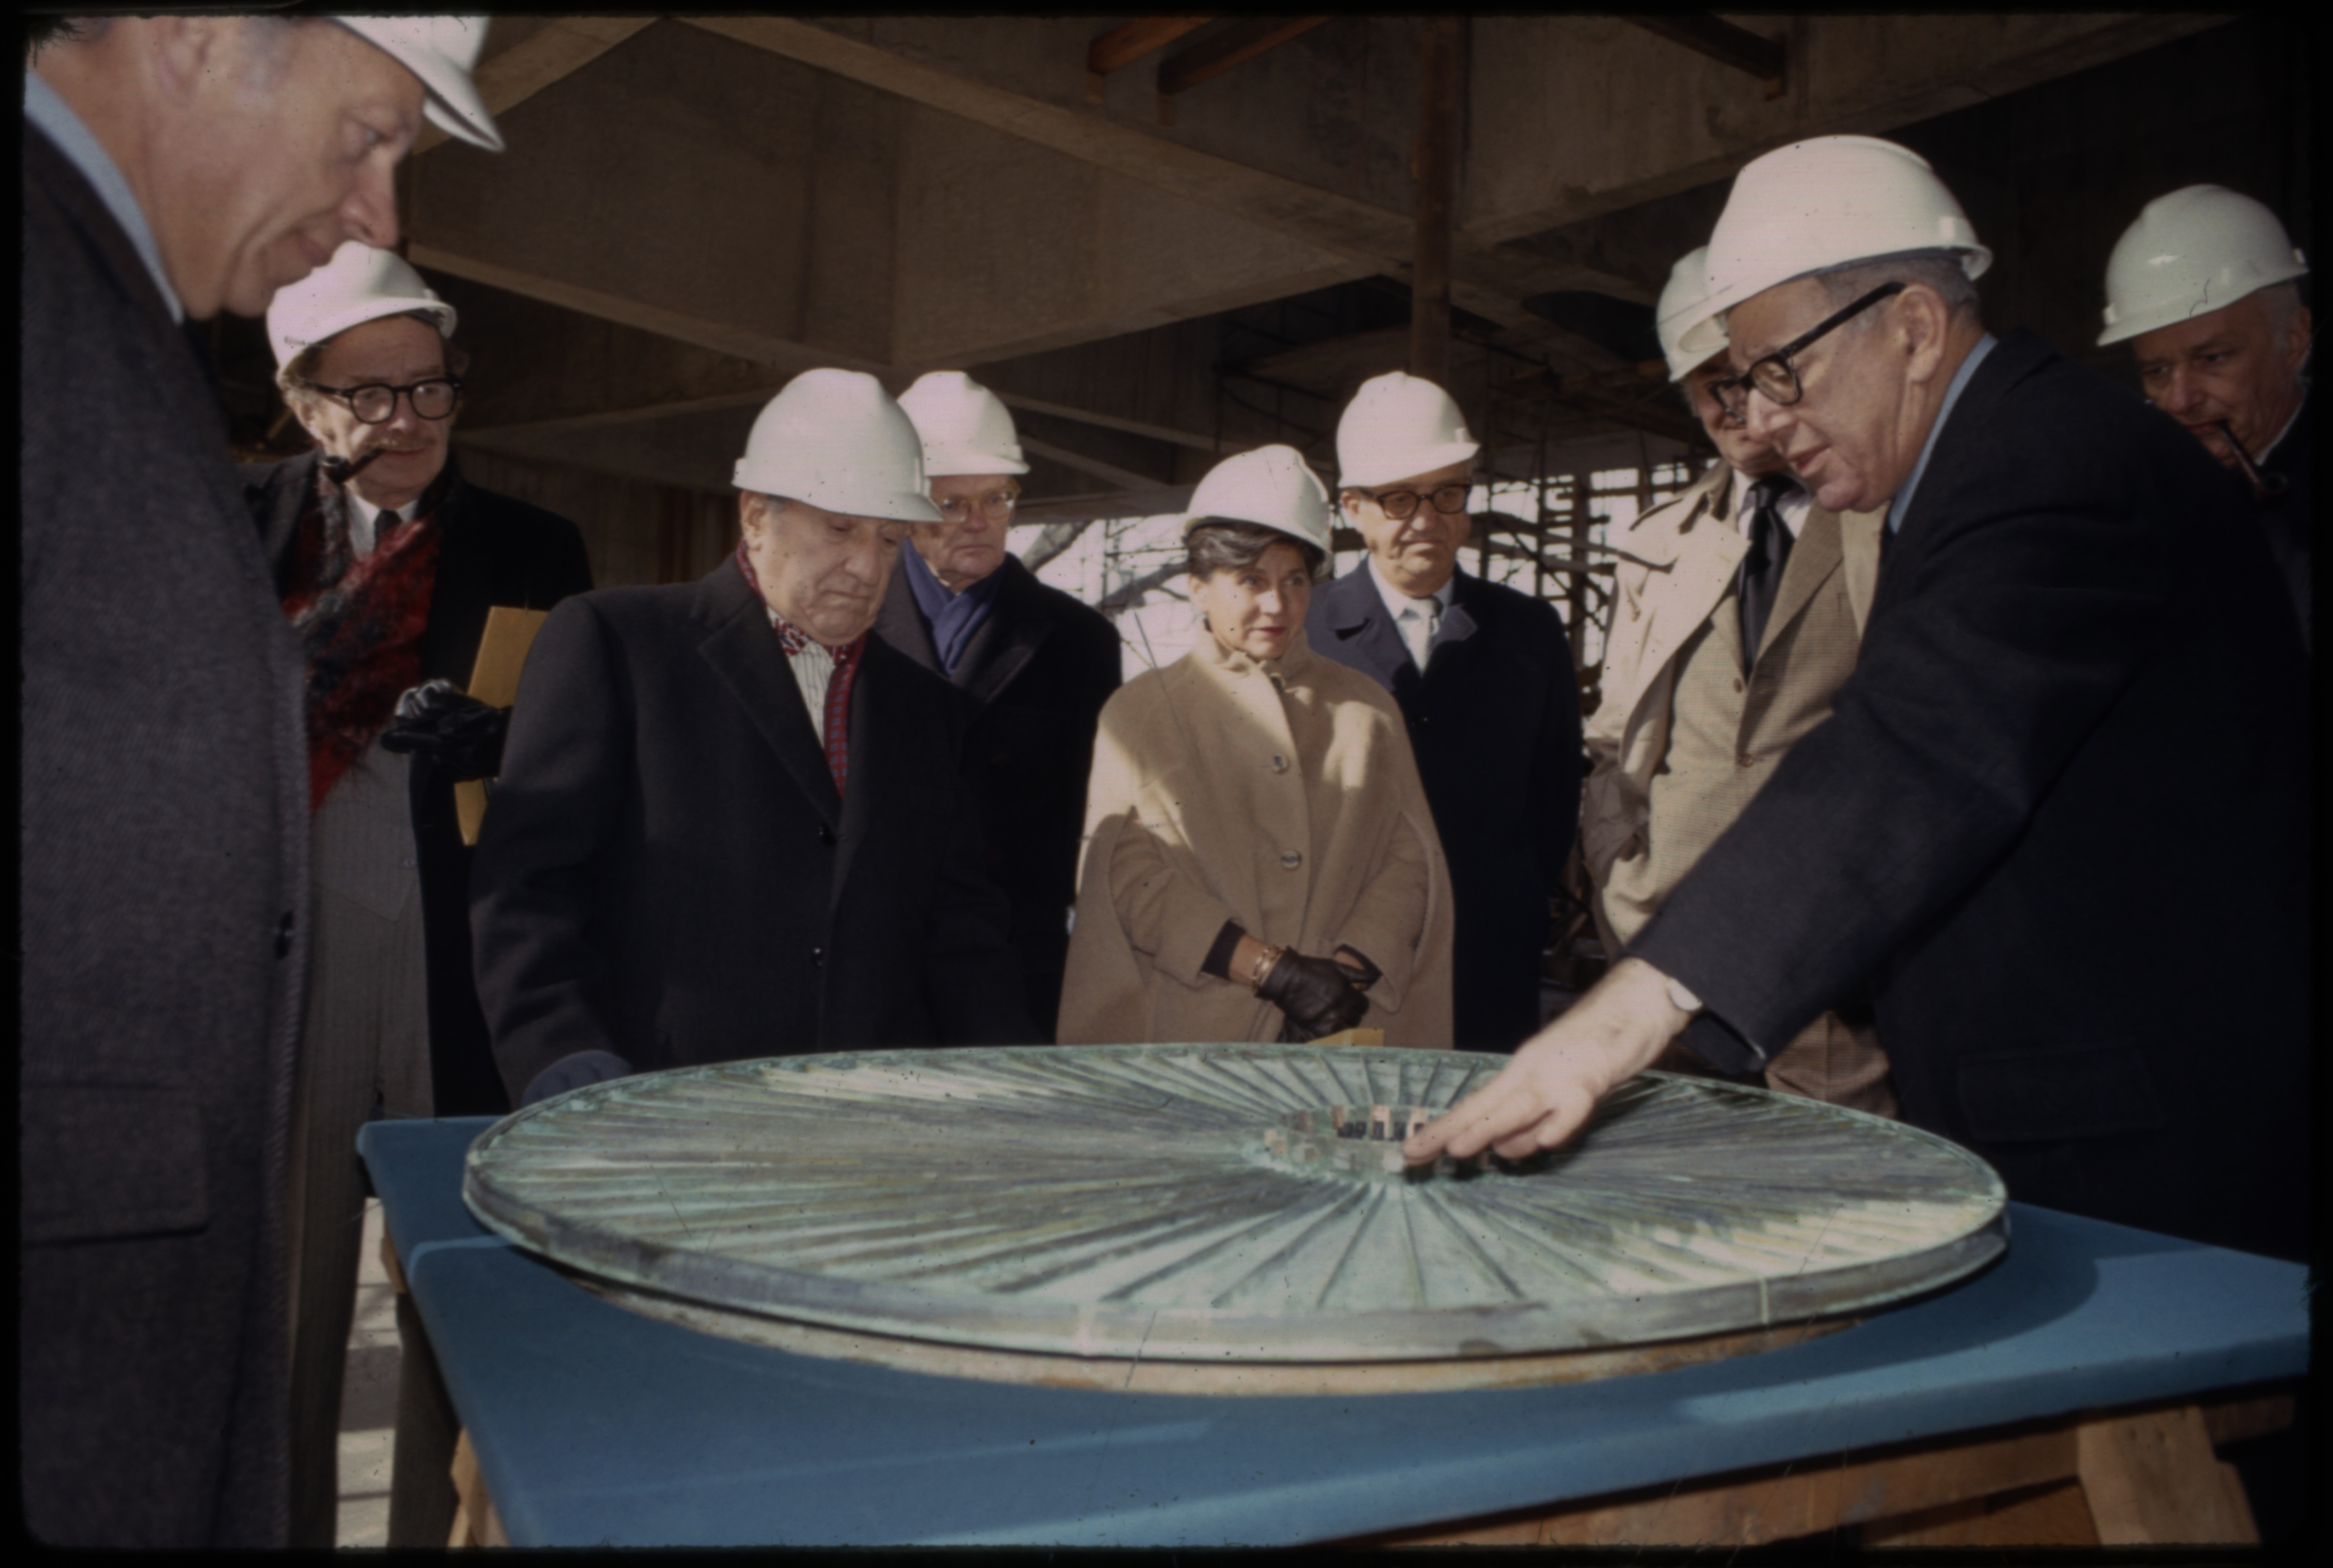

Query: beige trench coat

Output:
[1058, 629, 1455, 1047]
[1581, 461, 1882, 909]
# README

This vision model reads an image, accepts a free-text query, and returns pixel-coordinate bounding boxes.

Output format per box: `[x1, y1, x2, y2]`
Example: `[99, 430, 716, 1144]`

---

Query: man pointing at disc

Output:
[1405, 137, 2309, 1263]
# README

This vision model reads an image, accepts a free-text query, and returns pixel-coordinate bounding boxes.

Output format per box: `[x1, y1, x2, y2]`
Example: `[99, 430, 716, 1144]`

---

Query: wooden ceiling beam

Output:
[1157, 16, 1334, 96]
[1621, 16, 1786, 97]
[415, 17, 658, 154]
[1088, 16, 1217, 77]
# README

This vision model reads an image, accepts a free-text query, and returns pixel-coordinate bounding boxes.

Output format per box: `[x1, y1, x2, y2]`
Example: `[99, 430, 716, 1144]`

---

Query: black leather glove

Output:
[1332, 947, 1382, 992]
[381, 679, 510, 782]
[1258, 949, 1370, 1043]
[520, 1050, 635, 1108]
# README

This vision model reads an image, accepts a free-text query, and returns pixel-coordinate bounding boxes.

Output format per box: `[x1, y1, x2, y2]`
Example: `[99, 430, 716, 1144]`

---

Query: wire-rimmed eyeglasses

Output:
[1713, 282, 1906, 417]
[932, 487, 1020, 525]
[302, 377, 462, 424]
[1355, 481, 1472, 522]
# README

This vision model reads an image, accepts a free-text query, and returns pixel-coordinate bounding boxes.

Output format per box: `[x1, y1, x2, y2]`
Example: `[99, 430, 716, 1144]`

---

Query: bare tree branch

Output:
[1098, 561, 1189, 616]
[1018, 517, 1097, 574]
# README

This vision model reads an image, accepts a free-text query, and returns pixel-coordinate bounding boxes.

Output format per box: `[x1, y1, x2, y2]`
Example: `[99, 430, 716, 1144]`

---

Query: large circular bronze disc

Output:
[462, 1045, 2006, 1364]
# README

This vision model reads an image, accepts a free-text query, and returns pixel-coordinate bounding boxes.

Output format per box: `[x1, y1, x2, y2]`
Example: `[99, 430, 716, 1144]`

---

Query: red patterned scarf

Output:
[734, 543, 861, 796]
[281, 462, 448, 810]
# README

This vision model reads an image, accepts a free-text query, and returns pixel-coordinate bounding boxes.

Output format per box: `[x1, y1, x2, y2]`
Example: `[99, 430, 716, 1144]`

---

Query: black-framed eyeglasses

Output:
[302, 376, 462, 424]
[1714, 282, 1906, 417]
[932, 487, 1020, 524]
[1357, 481, 1472, 522]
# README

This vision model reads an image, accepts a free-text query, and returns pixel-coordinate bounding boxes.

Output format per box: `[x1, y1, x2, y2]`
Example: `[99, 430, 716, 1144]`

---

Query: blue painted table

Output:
[360, 1116, 2303, 1547]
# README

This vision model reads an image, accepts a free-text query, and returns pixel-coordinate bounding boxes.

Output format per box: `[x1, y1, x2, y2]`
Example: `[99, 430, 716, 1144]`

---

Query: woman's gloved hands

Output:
[1259, 949, 1371, 1042]
[381, 679, 510, 782]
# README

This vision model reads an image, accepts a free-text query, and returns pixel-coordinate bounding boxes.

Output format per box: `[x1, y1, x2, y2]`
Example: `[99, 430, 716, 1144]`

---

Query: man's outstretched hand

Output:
[1402, 958, 1697, 1164]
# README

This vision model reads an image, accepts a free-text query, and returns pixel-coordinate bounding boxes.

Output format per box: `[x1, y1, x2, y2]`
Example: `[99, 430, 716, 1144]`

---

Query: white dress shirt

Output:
[1366, 555, 1456, 672]
[345, 492, 414, 561]
[1728, 467, 1812, 540]
[764, 606, 840, 743]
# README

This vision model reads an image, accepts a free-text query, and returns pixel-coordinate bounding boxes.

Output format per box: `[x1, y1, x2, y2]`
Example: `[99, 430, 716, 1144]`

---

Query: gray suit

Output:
[19, 126, 308, 1545]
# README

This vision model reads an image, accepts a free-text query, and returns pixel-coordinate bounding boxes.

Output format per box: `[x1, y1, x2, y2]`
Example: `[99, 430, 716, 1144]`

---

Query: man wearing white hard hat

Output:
[1061, 445, 1455, 1048]
[22, 13, 498, 1547]
[2102, 185, 2311, 648]
[1582, 248, 1894, 1117]
[1306, 371, 1581, 1054]
[874, 372, 1122, 1039]
[473, 370, 1030, 1111]
[241, 240, 592, 1545]
[1411, 136, 2308, 1263]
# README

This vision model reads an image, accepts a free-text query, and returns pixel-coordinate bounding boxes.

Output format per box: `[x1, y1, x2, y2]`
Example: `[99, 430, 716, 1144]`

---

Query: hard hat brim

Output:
[1177, 513, 1333, 556]
[2097, 262, 2310, 346]
[921, 448, 1030, 478]
[270, 297, 457, 371]
[1336, 439, 1481, 490]
[335, 19, 505, 154]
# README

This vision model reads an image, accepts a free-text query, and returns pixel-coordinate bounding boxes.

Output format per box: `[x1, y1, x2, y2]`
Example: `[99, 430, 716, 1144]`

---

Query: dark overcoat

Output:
[1306, 566, 1583, 1052]
[471, 555, 1032, 1098]
[241, 447, 595, 1115]
[20, 128, 308, 1546]
[1633, 331, 2311, 1261]
[875, 554, 1121, 1038]
[2256, 386, 2310, 652]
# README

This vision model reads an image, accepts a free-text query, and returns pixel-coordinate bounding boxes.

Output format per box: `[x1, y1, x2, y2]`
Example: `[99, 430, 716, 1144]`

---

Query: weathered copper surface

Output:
[462, 1045, 2007, 1365]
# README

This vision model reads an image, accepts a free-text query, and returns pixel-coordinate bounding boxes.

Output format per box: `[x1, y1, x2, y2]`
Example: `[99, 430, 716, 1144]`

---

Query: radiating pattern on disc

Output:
[462, 1045, 2007, 1361]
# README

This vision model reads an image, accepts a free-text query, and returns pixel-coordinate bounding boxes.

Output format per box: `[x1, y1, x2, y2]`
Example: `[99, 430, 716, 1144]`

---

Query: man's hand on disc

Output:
[1401, 959, 1695, 1164]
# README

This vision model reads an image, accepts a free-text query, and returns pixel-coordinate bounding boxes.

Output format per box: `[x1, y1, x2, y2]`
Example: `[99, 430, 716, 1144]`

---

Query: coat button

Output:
[1280, 851, 1303, 869]
[1270, 755, 1289, 773]
[274, 910, 295, 959]
[1736, 751, 1755, 768]
[811, 946, 825, 968]
[1732, 677, 1744, 694]
[818, 825, 836, 846]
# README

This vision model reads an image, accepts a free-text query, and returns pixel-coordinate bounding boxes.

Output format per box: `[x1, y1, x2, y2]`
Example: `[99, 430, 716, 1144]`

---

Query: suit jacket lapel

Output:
[874, 566, 943, 677]
[953, 558, 1049, 707]
[1320, 568, 1415, 683]
[697, 561, 841, 829]
[1641, 482, 1749, 678]
[1755, 504, 1844, 662]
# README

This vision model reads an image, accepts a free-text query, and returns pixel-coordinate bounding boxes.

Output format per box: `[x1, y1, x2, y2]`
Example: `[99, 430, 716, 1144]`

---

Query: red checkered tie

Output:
[736, 544, 861, 796]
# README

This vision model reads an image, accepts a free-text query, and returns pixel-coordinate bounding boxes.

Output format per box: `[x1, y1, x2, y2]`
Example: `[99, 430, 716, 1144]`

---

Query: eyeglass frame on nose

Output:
[931, 487, 1021, 524]
[1713, 281, 1908, 418]
[300, 376, 463, 425]
[1351, 481, 1474, 522]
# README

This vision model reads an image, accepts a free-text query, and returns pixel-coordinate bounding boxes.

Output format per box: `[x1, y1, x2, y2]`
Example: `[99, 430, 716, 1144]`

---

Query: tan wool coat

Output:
[1583, 459, 1882, 944]
[1058, 628, 1455, 1048]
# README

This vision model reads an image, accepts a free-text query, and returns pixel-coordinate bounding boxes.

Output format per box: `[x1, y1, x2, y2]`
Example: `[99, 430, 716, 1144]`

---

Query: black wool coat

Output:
[875, 555, 1122, 1039]
[1633, 331, 2311, 1261]
[21, 127, 308, 1546]
[1306, 567, 1583, 1052]
[472, 554, 1032, 1098]
[241, 448, 595, 1115]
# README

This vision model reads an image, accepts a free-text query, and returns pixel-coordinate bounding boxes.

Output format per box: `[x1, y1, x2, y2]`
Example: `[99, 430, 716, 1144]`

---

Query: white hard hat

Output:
[733, 369, 944, 524]
[1181, 445, 1334, 556]
[266, 242, 455, 370]
[1683, 135, 1991, 359]
[1334, 371, 1480, 489]
[2097, 185, 2308, 347]
[1657, 246, 1724, 381]
[896, 371, 1030, 477]
[334, 16, 504, 154]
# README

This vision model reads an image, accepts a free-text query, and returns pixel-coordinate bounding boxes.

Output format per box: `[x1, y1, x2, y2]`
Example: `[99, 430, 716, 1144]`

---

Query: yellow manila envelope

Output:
[1309, 1028, 1386, 1048]
[456, 606, 550, 846]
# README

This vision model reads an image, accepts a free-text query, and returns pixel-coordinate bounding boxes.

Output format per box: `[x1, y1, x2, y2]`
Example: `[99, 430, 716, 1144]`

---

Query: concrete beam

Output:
[1467, 13, 2237, 244]
[415, 17, 658, 154]
[678, 16, 1650, 337]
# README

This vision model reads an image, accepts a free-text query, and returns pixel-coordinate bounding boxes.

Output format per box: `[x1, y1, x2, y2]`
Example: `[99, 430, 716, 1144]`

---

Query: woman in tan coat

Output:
[1059, 446, 1455, 1048]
